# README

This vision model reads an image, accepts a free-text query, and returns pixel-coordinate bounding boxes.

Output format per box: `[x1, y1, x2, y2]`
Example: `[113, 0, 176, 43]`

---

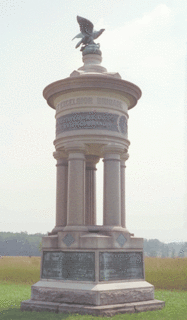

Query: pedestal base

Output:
[21, 299, 164, 316]
[21, 280, 165, 316]
[21, 232, 165, 315]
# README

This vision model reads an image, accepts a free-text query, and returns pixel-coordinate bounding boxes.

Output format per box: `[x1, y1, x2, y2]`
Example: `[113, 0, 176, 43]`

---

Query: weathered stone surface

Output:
[100, 287, 154, 305]
[42, 235, 58, 248]
[21, 299, 165, 316]
[21, 300, 59, 313]
[58, 302, 136, 316]
[134, 300, 165, 312]
[31, 287, 97, 305]
[31, 283, 154, 306]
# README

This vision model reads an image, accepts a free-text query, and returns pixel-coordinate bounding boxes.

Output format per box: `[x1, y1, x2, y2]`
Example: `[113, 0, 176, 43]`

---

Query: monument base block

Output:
[20, 232, 165, 315]
[21, 280, 165, 316]
[21, 299, 164, 316]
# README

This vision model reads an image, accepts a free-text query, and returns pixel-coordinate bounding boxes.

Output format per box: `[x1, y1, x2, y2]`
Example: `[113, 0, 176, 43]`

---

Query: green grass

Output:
[0, 283, 30, 311]
[0, 285, 187, 319]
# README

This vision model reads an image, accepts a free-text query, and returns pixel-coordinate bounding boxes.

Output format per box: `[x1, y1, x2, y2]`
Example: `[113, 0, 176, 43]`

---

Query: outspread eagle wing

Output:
[77, 16, 93, 36]
[72, 32, 83, 40]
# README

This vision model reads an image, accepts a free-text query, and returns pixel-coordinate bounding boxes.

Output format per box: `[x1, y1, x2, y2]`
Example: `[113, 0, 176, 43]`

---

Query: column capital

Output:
[102, 144, 125, 156]
[85, 155, 100, 167]
[68, 152, 85, 161]
[53, 151, 67, 160]
[64, 142, 86, 155]
[103, 154, 121, 162]
[121, 153, 129, 161]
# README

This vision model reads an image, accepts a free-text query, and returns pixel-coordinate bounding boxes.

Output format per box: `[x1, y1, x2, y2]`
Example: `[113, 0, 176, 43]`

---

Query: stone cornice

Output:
[43, 75, 142, 110]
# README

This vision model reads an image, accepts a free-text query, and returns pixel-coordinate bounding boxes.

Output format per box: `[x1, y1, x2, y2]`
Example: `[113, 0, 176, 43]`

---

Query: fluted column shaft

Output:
[103, 153, 121, 226]
[67, 152, 85, 226]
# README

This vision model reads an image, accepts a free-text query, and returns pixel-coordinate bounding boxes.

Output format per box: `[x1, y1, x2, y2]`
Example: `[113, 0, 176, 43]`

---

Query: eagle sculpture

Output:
[72, 16, 105, 50]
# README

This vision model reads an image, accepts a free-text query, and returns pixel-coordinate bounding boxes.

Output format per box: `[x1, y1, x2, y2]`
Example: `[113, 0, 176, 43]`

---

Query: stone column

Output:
[85, 155, 100, 225]
[51, 152, 68, 234]
[121, 153, 129, 228]
[66, 149, 86, 226]
[103, 150, 121, 226]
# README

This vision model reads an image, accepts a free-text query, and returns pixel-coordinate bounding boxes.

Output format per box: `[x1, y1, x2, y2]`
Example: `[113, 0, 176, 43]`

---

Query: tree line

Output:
[144, 239, 187, 258]
[0, 232, 46, 257]
[0, 232, 186, 257]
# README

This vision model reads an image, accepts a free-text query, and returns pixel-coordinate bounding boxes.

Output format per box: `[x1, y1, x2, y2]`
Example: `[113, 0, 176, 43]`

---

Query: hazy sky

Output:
[1, 0, 187, 243]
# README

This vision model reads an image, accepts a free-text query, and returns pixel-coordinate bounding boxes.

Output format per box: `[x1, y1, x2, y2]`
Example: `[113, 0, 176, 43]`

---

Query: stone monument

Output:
[21, 16, 165, 316]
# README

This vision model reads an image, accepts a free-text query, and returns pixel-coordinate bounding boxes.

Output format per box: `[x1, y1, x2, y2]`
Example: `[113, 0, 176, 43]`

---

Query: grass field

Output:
[145, 257, 187, 290]
[0, 257, 187, 319]
[0, 256, 40, 285]
[0, 256, 186, 289]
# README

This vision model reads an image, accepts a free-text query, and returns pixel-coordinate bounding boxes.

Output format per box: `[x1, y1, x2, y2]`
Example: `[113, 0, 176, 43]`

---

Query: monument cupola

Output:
[43, 18, 141, 236]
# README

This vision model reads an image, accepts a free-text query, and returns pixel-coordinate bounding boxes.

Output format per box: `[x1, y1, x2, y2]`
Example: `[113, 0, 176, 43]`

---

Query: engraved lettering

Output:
[42, 251, 95, 281]
[56, 111, 127, 135]
[56, 96, 122, 112]
[97, 97, 122, 108]
[99, 252, 144, 281]
[56, 96, 94, 112]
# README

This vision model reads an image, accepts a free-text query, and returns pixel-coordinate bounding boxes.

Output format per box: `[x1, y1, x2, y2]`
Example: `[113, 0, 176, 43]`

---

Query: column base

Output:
[21, 299, 164, 316]
[42, 230, 142, 250]
[87, 225, 130, 233]
[63, 225, 89, 232]
[48, 226, 65, 235]
[48, 225, 132, 235]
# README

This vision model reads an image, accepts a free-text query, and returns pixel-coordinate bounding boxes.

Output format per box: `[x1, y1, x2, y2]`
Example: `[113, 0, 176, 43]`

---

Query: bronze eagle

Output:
[72, 16, 105, 49]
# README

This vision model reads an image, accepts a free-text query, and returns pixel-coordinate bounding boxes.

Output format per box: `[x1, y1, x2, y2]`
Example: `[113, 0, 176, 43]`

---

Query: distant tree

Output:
[179, 249, 185, 258]
[144, 239, 162, 257]
[171, 247, 175, 258]
[38, 241, 42, 252]
[161, 244, 169, 258]
[0, 232, 47, 256]
[149, 250, 157, 257]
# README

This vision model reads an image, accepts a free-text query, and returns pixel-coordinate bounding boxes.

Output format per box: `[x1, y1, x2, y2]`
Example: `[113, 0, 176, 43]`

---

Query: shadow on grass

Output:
[0, 308, 71, 320]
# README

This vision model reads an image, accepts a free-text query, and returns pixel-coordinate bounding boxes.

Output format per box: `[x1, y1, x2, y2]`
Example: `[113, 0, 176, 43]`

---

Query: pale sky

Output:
[1, 0, 187, 243]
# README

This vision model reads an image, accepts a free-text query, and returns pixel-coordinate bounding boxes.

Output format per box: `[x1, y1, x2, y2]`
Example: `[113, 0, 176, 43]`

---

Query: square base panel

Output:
[21, 299, 165, 316]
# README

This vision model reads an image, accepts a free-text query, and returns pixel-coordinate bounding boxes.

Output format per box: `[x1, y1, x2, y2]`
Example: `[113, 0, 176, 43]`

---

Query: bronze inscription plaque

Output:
[56, 112, 127, 135]
[42, 251, 95, 281]
[99, 252, 144, 281]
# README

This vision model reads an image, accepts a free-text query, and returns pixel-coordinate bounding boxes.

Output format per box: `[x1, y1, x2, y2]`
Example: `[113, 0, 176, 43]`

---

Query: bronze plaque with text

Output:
[42, 251, 95, 281]
[99, 252, 144, 281]
[56, 112, 127, 135]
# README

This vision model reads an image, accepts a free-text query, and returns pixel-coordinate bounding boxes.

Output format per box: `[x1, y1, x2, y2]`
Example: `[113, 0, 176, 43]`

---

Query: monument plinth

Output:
[21, 16, 164, 316]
